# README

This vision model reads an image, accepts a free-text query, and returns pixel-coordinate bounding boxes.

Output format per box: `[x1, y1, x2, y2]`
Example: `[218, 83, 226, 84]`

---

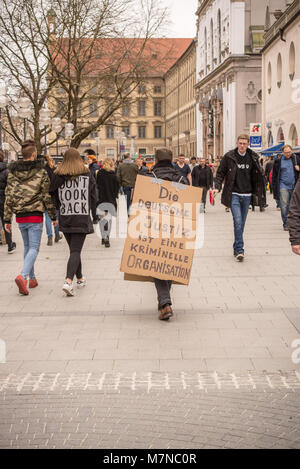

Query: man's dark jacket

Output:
[146, 159, 189, 185]
[215, 148, 265, 207]
[0, 162, 8, 216]
[272, 154, 300, 201]
[287, 177, 300, 245]
[191, 164, 213, 189]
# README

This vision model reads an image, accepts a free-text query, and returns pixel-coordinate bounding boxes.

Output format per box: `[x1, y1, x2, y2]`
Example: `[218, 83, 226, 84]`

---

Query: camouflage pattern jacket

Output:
[3, 158, 56, 223]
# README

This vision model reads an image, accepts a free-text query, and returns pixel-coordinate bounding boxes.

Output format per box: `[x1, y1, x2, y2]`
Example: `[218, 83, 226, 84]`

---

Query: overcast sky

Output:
[166, 0, 198, 38]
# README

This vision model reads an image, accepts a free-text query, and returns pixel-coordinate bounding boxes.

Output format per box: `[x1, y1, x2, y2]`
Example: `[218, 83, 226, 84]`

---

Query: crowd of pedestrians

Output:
[1, 136, 300, 320]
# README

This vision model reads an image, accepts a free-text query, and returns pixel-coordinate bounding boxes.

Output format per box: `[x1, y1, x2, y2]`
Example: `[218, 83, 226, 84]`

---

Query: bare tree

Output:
[0, 0, 170, 151]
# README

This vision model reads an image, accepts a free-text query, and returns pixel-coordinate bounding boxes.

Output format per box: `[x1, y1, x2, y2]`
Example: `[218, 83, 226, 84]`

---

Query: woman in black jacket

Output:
[50, 148, 97, 296]
[95, 158, 119, 248]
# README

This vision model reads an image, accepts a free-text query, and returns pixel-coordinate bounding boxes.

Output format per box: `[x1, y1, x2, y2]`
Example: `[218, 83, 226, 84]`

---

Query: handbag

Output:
[209, 189, 215, 206]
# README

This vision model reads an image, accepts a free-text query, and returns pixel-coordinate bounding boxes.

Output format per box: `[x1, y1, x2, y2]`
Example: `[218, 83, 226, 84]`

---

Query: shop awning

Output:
[261, 143, 284, 156]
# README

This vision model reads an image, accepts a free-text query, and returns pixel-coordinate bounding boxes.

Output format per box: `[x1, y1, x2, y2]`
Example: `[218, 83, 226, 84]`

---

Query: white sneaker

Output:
[76, 277, 87, 288]
[62, 282, 75, 296]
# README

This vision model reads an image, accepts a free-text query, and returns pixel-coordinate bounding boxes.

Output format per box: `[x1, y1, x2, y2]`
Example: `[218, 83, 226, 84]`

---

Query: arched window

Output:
[289, 124, 298, 147]
[267, 62, 272, 93]
[210, 19, 214, 70]
[277, 53, 282, 88]
[267, 130, 273, 147]
[289, 42, 295, 81]
[204, 27, 207, 74]
[277, 127, 284, 143]
[217, 10, 221, 64]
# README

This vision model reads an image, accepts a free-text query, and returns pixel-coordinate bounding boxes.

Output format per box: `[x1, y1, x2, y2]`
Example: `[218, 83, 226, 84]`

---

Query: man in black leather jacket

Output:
[145, 148, 188, 321]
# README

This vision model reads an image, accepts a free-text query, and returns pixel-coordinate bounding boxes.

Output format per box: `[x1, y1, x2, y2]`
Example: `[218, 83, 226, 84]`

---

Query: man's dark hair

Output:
[84, 149, 96, 156]
[0, 150, 5, 162]
[155, 147, 172, 162]
[21, 140, 37, 160]
[123, 152, 130, 159]
[179, 153, 185, 157]
[191, 156, 196, 161]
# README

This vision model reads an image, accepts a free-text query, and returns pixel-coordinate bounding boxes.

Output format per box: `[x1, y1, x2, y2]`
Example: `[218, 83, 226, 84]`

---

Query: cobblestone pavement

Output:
[0, 380, 299, 449]
[1, 195, 300, 448]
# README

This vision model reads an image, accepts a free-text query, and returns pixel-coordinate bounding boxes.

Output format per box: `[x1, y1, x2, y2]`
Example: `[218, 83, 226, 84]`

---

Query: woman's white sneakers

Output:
[76, 277, 87, 287]
[62, 282, 75, 296]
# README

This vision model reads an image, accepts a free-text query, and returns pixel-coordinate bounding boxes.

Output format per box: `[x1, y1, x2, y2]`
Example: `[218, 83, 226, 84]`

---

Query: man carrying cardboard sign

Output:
[121, 148, 202, 321]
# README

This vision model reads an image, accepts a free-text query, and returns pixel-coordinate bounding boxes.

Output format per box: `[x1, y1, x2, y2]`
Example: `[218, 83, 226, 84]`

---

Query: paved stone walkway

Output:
[1, 193, 300, 448]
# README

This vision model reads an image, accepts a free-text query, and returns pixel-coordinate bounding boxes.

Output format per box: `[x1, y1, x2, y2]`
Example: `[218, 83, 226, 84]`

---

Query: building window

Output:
[289, 42, 295, 81]
[138, 100, 146, 116]
[154, 125, 162, 139]
[210, 19, 214, 70]
[204, 27, 208, 74]
[106, 125, 114, 139]
[57, 100, 65, 118]
[89, 101, 98, 117]
[267, 62, 272, 94]
[217, 9, 221, 64]
[106, 149, 115, 158]
[138, 85, 146, 94]
[277, 126, 284, 143]
[245, 104, 256, 127]
[139, 148, 146, 155]
[154, 85, 162, 93]
[122, 126, 130, 137]
[154, 100, 162, 116]
[289, 124, 298, 147]
[90, 131, 98, 139]
[122, 104, 130, 117]
[277, 53, 282, 88]
[138, 126, 146, 139]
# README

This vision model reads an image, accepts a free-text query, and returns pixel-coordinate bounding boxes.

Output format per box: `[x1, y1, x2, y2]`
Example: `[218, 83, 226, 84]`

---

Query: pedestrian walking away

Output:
[3, 140, 57, 295]
[191, 157, 213, 212]
[213, 134, 265, 262]
[95, 158, 119, 248]
[0, 149, 16, 254]
[287, 176, 300, 256]
[272, 144, 300, 231]
[116, 152, 138, 214]
[145, 148, 189, 320]
[50, 148, 97, 297]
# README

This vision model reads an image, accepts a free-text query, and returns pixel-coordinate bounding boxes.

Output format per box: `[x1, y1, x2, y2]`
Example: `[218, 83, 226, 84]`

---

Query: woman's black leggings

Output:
[64, 232, 87, 280]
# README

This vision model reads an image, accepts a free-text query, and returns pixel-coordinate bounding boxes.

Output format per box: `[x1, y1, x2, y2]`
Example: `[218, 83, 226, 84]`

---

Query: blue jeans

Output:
[280, 188, 294, 228]
[18, 222, 43, 279]
[45, 210, 59, 238]
[230, 194, 251, 254]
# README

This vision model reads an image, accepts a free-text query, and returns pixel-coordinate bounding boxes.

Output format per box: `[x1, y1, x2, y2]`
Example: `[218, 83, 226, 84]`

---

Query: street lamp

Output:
[17, 97, 32, 140]
[52, 117, 62, 157]
[39, 107, 51, 155]
[0, 85, 9, 150]
[65, 123, 74, 147]
[130, 135, 136, 159]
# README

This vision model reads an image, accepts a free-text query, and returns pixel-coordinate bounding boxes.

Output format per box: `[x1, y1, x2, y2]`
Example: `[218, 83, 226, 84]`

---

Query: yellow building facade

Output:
[165, 41, 196, 158]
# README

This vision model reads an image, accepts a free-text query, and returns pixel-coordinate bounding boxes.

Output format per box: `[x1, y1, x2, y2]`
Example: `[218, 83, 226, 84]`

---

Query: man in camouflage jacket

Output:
[4, 140, 57, 295]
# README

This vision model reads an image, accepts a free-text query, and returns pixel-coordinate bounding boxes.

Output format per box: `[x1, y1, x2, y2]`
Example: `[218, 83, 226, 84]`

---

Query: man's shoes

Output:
[93, 218, 98, 224]
[62, 282, 75, 297]
[15, 275, 29, 295]
[8, 242, 16, 254]
[158, 303, 162, 311]
[47, 237, 53, 246]
[76, 277, 87, 288]
[225, 207, 230, 212]
[29, 278, 38, 288]
[277, 207, 281, 211]
[101, 238, 105, 245]
[54, 233, 62, 243]
[235, 253, 244, 262]
[283, 226, 289, 231]
[104, 237, 110, 248]
[159, 305, 173, 321]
